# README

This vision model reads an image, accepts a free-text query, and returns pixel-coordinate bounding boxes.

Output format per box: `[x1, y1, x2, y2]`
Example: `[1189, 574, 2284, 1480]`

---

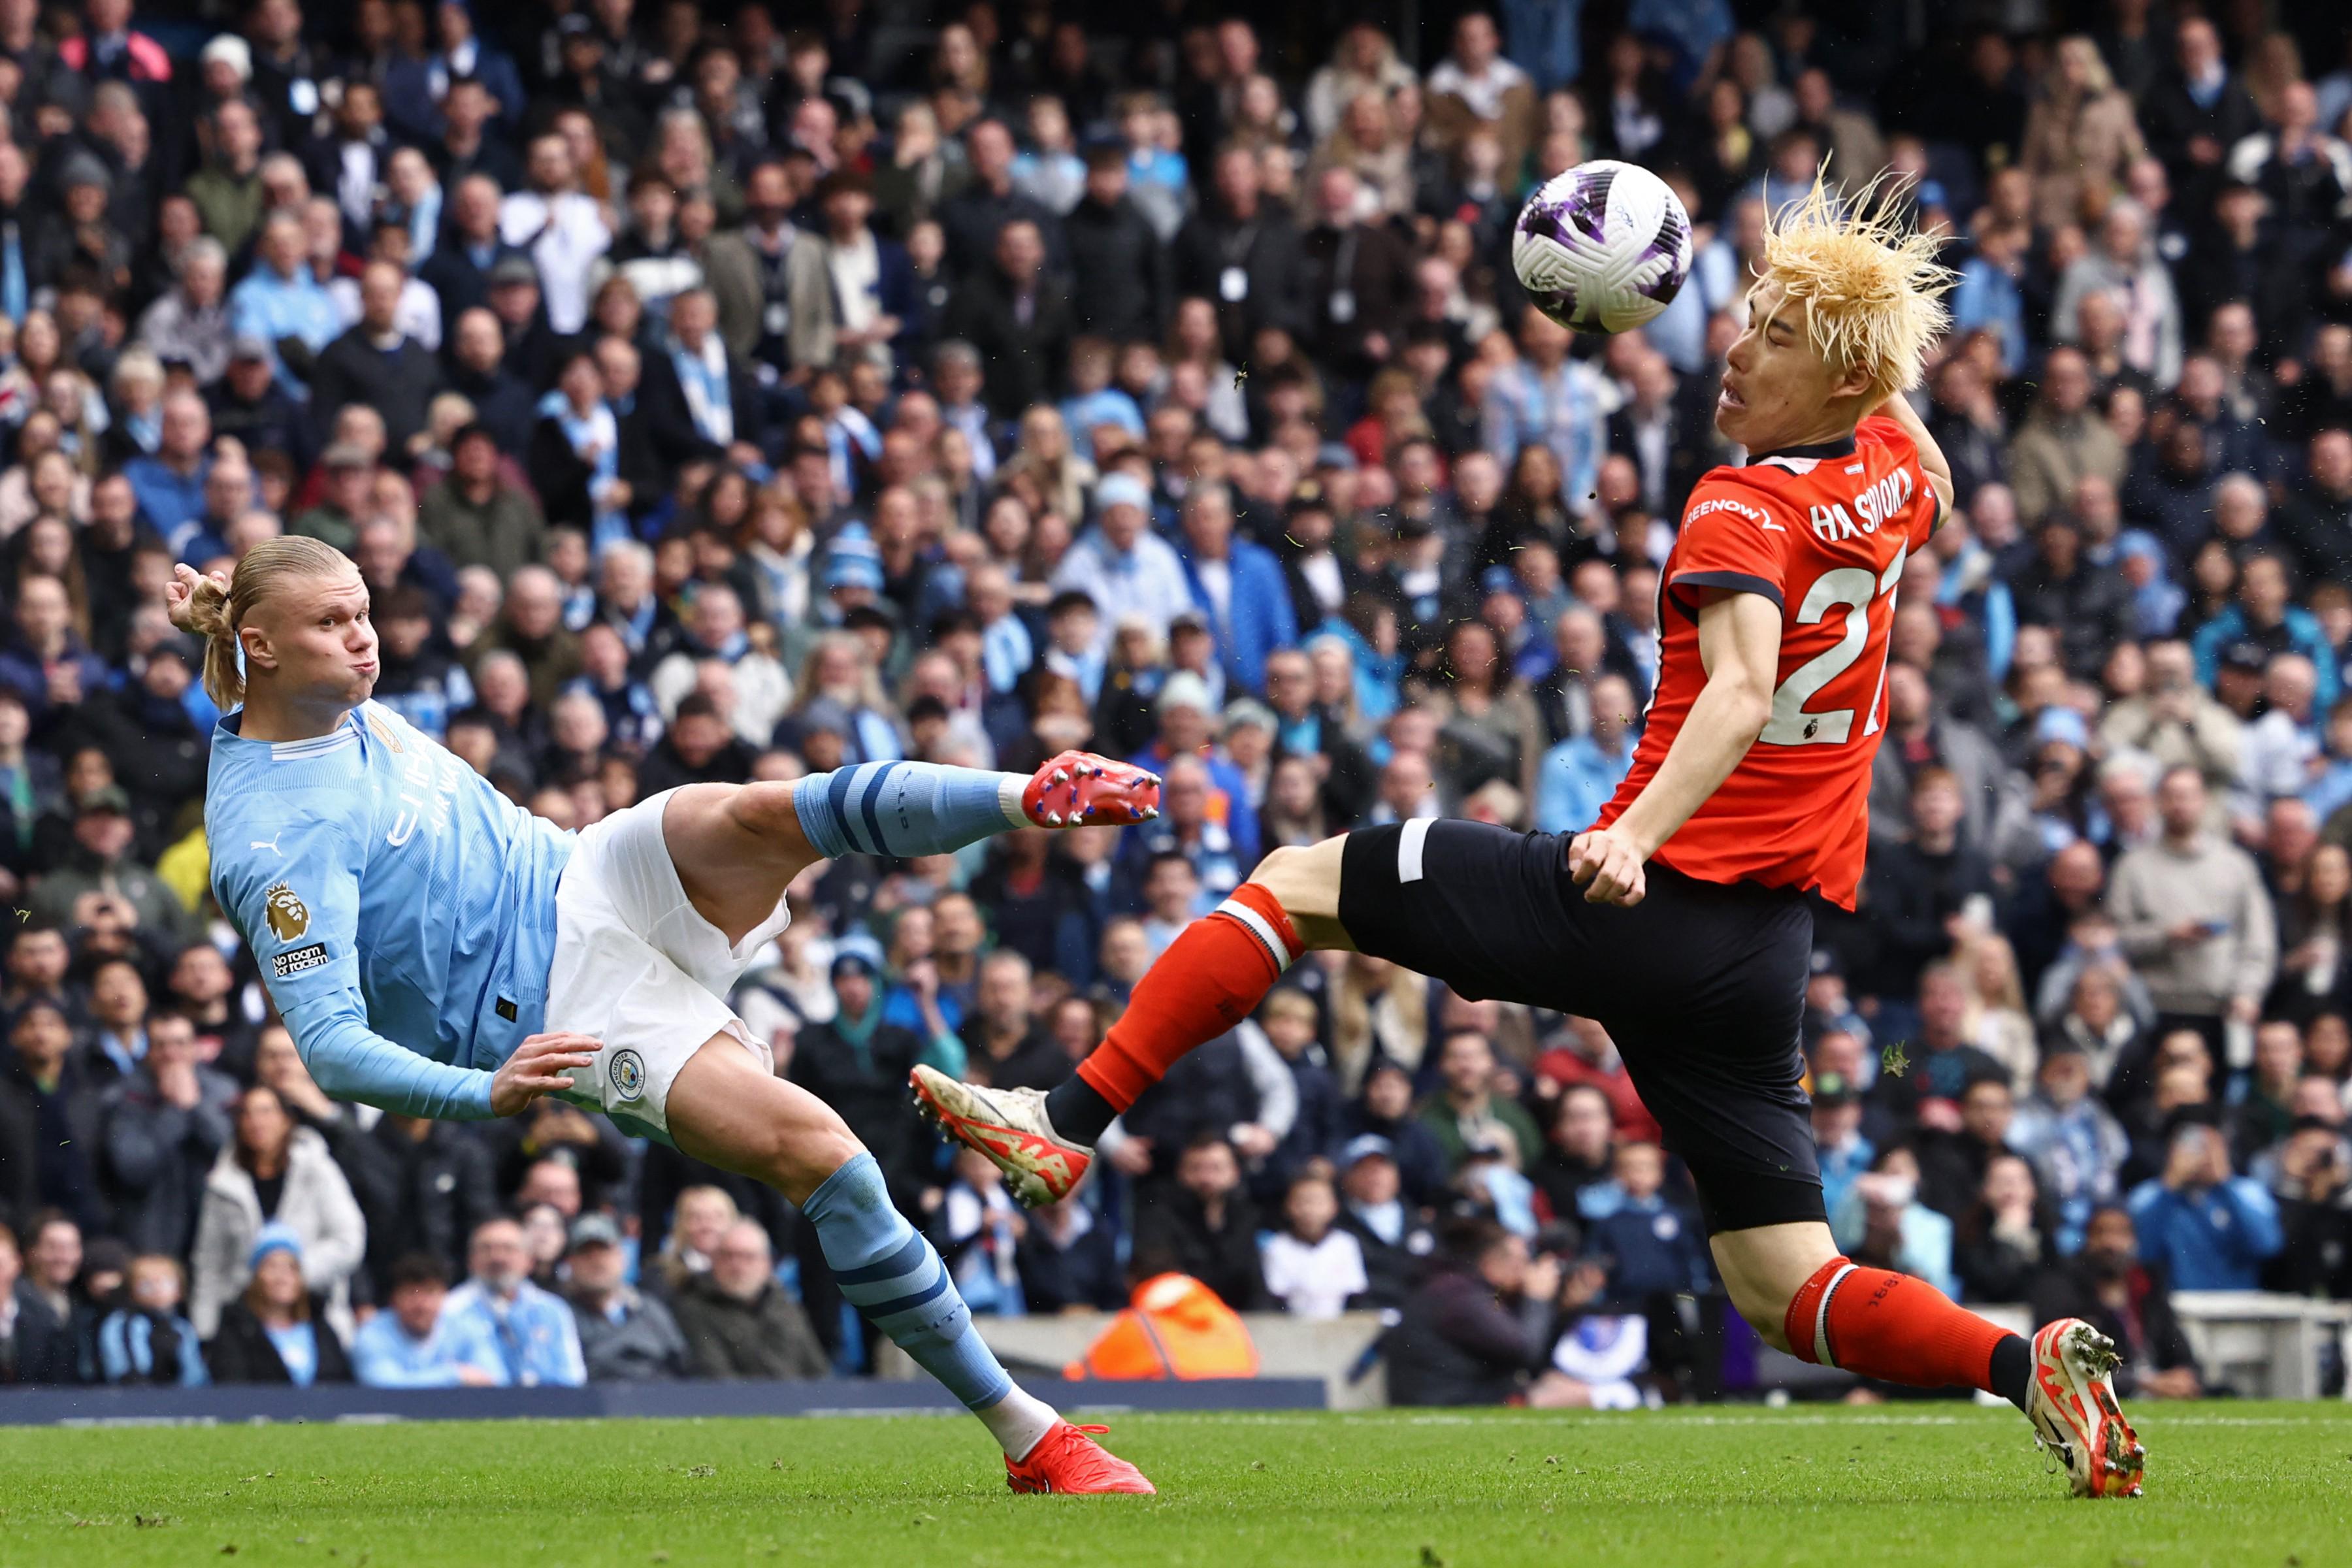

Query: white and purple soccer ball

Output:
[1510, 160, 1694, 335]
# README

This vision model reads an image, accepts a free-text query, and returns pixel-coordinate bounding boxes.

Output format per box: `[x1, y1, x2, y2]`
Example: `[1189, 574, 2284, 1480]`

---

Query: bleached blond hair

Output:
[1757, 172, 1955, 404]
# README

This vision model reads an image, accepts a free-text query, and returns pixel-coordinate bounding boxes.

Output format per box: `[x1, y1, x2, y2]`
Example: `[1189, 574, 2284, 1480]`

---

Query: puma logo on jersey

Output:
[1808, 468, 1915, 542]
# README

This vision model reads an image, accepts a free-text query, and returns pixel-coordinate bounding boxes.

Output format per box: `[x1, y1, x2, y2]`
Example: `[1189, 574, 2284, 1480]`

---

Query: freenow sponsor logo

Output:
[1686, 497, 1772, 528]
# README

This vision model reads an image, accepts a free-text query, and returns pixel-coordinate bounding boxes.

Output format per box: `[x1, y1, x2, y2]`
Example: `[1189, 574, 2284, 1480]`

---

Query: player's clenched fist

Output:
[165, 562, 231, 634]
[491, 1032, 604, 1116]
[1568, 826, 1648, 907]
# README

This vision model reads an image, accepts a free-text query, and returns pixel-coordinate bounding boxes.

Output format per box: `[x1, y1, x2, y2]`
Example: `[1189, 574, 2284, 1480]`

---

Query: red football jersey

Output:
[1594, 415, 1937, 909]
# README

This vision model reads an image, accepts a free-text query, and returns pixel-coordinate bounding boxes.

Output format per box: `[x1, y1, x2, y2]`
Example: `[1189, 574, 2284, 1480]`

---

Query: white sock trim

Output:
[1217, 897, 1295, 972]
[997, 774, 1031, 832]
[1812, 1262, 1857, 1367]
[979, 1383, 1062, 1460]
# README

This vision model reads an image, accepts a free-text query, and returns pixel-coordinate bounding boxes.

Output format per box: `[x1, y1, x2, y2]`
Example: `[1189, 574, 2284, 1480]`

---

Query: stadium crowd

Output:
[1, 0, 2351, 1405]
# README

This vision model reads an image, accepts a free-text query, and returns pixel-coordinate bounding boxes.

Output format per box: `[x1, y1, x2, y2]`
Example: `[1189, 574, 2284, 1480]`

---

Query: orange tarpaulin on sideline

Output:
[1064, 1273, 1261, 1380]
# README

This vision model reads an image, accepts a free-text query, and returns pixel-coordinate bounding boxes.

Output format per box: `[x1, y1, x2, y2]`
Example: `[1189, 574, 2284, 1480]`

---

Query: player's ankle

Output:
[1045, 1074, 1117, 1146]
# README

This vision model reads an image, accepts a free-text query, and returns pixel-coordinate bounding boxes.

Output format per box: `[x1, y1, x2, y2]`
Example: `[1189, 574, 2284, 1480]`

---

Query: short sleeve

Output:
[1667, 479, 1796, 616]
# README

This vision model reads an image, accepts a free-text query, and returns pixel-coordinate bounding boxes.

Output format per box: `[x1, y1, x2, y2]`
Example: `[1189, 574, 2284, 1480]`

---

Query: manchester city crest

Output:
[610, 1049, 647, 1102]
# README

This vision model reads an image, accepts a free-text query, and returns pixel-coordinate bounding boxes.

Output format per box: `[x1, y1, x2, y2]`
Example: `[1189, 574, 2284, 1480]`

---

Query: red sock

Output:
[1782, 1257, 2010, 1394]
[1077, 883, 1303, 1111]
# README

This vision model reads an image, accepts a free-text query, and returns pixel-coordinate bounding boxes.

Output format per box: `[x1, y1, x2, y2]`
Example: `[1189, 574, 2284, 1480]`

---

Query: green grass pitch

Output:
[0, 1403, 2344, 1567]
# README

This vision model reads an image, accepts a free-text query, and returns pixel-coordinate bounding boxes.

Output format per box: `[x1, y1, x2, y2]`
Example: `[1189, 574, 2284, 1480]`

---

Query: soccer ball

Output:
[1511, 160, 1693, 335]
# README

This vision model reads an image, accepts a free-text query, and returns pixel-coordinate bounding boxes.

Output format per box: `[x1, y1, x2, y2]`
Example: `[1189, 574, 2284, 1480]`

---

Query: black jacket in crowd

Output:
[1383, 1262, 1552, 1407]
[310, 327, 444, 455]
[1064, 191, 1171, 344]
[203, 1297, 355, 1384]
[941, 270, 1076, 423]
[348, 1116, 502, 1298]
[1172, 198, 1309, 363]
[1128, 1181, 1266, 1313]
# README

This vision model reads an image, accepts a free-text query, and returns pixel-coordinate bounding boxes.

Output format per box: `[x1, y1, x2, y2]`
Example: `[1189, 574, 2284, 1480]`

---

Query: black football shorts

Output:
[1339, 819, 1824, 1234]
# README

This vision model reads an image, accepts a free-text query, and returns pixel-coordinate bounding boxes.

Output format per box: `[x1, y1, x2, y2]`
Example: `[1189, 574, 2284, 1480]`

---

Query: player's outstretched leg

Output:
[912, 837, 1347, 1205]
[666, 1036, 1153, 1495]
[1718, 1222, 2142, 1497]
[657, 754, 1160, 947]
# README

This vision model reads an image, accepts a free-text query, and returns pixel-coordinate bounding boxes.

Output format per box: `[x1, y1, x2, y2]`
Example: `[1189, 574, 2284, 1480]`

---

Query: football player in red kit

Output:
[915, 180, 2144, 1498]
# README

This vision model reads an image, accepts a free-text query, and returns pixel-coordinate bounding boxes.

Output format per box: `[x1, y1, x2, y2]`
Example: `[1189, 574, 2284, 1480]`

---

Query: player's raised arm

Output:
[1569, 589, 1781, 906]
[1874, 386, 1955, 532]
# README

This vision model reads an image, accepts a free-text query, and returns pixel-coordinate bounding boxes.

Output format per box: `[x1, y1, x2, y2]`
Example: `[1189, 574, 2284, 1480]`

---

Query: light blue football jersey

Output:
[205, 701, 574, 1119]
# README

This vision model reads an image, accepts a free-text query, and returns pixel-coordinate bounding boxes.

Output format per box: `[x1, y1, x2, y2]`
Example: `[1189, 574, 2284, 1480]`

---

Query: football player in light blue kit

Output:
[172, 538, 1162, 1494]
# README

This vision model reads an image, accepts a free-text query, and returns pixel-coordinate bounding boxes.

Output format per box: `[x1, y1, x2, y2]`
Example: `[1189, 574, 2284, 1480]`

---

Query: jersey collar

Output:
[1745, 433, 1858, 466]
[215, 706, 362, 762]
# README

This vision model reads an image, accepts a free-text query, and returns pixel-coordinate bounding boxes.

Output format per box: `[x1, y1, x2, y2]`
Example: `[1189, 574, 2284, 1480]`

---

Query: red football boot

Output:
[2026, 1318, 2145, 1498]
[1004, 1422, 1156, 1495]
[1021, 751, 1162, 828]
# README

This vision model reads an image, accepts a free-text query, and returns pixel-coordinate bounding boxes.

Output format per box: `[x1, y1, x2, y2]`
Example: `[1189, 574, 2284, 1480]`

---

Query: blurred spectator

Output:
[1130, 1132, 1266, 1311]
[2006, 348, 2125, 527]
[1419, 1030, 1543, 1173]
[2266, 1111, 2352, 1299]
[2030, 1205, 2203, 1398]
[1535, 672, 1637, 834]
[1918, 1078, 2023, 1222]
[2128, 1115, 2284, 1290]
[1385, 1218, 1563, 1407]
[94, 1253, 204, 1386]
[2110, 768, 2277, 1049]
[1953, 1154, 2056, 1303]
[100, 1012, 236, 1260]
[444, 1217, 587, 1388]
[1260, 1171, 1369, 1318]
[351, 1252, 503, 1388]
[188, 1085, 367, 1343]
[564, 1216, 689, 1382]
[1333, 1134, 1434, 1310]
[1579, 1143, 1709, 1307]
[789, 945, 949, 1214]
[671, 1218, 827, 1379]
[2010, 1040, 2131, 1254]
[936, 1146, 1030, 1316]
[1017, 1195, 1125, 1315]
[352, 1111, 499, 1300]
[1833, 1147, 1958, 1300]
[1, 998, 104, 1236]
[203, 1224, 354, 1385]
[4, 1215, 88, 1383]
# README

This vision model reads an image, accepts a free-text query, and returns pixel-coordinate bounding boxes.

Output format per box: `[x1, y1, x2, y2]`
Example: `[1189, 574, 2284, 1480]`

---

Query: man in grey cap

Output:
[1049, 470, 1190, 651]
[27, 786, 197, 941]
[563, 1213, 689, 1381]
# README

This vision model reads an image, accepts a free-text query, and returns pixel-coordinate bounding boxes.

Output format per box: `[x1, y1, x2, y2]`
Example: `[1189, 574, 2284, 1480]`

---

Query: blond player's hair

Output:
[179, 535, 358, 709]
[1757, 172, 1955, 405]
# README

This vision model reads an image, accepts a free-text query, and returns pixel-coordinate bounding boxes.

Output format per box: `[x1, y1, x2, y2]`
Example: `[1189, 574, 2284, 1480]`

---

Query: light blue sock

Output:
[802, 1152, 1014, 1413]
[791, 762, 1025, 861]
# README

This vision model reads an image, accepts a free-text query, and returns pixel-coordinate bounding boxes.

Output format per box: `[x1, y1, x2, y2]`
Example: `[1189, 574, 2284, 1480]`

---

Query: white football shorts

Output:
[543, 787, 791, 1137]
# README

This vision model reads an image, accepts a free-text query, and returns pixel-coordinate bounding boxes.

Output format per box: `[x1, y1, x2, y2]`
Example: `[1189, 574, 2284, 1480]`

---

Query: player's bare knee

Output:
[726, 780, 802, 843]
[742, 1095, 864, 1198]
[1250, 838, 1345, 923]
